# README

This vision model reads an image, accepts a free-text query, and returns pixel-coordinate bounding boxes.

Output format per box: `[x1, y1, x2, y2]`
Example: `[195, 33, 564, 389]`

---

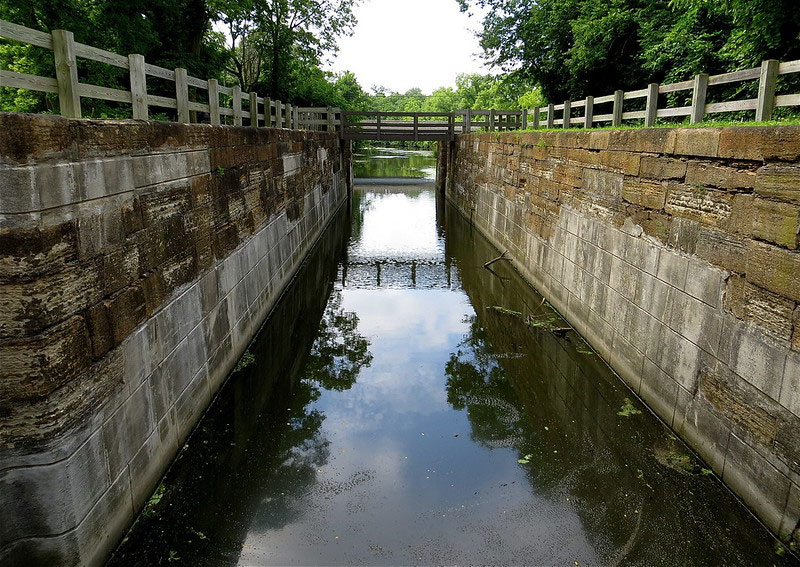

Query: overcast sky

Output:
[327, 0, 490, 95]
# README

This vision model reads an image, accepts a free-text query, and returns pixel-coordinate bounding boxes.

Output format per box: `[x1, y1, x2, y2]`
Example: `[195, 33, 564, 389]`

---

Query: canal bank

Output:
[443, 128, 800, 548]
[110, 148, 796, 565]
[0, 115, 351, 566]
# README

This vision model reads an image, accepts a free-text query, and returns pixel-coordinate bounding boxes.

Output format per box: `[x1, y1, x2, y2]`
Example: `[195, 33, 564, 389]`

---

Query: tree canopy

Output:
[458, 0, 800, 103]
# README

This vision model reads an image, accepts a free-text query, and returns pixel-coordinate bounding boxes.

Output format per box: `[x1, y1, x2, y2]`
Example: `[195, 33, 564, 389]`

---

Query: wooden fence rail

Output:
[0, 19, 341, 132]
[3, 18, 800, 139]
[456, 57, 800, 132]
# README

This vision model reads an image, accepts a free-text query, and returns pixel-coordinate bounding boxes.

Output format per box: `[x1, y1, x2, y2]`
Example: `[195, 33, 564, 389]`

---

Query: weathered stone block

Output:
[725, 276, 795, 343]
[718, 126, 800, 161]
[639, 156, 687, 180]
[781, 352, 800, 417]
[674, 128, 720, 158]
[755, 164, 800, 205]
[722, 433, 790, 533]
[638, 357, 679, 426]
[656, 249, 689, 289]
[685, 162, 756, 190]
[750, 198, 799, 249]
[608, 129, 675, 154]
[622, 178, 667, 209]
[0, 166, 39, 214]
[665, 184, 732, 228]
[695, 227, 747, 274]
[745, 240, 800, 302]
[720, 322, 786, 401]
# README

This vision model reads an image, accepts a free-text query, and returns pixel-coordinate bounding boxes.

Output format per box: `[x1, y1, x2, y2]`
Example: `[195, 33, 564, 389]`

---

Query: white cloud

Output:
[328, 0, 490, 94]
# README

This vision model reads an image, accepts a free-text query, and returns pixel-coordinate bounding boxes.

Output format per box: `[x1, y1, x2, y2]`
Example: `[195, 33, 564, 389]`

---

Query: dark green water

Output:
[110, 153, 798, 566]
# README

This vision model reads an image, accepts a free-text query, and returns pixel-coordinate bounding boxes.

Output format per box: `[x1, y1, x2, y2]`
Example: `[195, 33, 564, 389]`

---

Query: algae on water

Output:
[618, 397, 642, 417]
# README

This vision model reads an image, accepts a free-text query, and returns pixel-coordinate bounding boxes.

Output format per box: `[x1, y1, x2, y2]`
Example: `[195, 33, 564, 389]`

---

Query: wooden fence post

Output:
[208, 79, 220, 125]
[175, 68, 190, 123]
[414, 114, 419, 141]
[612, 90, 624, 127]
[286, 103, 293, 128]
[327, 106, 334, 132]
[466, 109, 472, 133]
[232, 86, 242, 126]
[264, 97, 271, 127]
[489, 109, 496, 131]
[376, 112, 382, 140]
[275, 100, 282, 128]
[51, 29, 81, 118]
[546, 104, 554, 128]
[521, 109, 528, 130]
[584, 97, 594, 128]
[128, 54, 148, 120]
[249, 92, 258, 126]
[563, 100, 571, 129]
[294, 106, 299, 130]
[532, 107, 540, 129]
[690, 73, 708, 124]
[449, 113, 455, 140]
[645, 83, 659, 127]
[756, 59, 779, 122]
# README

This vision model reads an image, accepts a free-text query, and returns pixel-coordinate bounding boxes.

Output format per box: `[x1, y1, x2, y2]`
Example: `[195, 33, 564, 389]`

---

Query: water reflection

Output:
[111, 178, 798, 566]
[352, 147, 436, 179]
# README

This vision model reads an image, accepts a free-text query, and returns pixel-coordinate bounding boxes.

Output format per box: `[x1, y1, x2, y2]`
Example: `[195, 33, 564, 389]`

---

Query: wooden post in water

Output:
[208, 79, 220, 125]
[52, 29, 81, 118]
[128, 54, 148, 120]
[584, 97, 593, 128]
[546, 104, 554, 128]
[563, 100, 571, 129]
[756, 60, 779, 121]
[690, 74, 708, 124]
[645, 83, 659, 127]
[612, 90, 624, 127]
[175, 68, 190, 123]
[232, 86, 242, 126]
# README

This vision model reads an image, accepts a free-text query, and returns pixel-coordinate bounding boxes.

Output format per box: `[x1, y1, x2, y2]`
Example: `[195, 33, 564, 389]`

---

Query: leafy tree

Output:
[215, 0, 358, 100]
[458, 0, 800, 104]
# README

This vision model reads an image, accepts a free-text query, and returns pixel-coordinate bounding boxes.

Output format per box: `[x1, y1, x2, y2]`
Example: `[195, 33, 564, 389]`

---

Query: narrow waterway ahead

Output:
[111, 149, 796, 566]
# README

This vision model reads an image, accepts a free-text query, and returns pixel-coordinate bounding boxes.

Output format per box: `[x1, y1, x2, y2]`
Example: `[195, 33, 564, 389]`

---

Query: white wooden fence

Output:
[0, 19, 340, 131]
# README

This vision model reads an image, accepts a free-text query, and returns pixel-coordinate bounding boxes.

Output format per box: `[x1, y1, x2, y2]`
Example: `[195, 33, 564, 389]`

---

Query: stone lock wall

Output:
[0, 114, 349, 565]
[445, 127, 800, 543]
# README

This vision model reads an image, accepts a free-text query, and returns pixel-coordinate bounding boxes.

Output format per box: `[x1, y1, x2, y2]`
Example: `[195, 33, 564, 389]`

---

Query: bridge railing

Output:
[341, 111, 456, 141]
[0, 19, 342, 132]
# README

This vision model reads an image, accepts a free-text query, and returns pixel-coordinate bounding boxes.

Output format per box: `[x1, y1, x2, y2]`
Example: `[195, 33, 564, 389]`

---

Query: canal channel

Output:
[110, 147, 798, 566]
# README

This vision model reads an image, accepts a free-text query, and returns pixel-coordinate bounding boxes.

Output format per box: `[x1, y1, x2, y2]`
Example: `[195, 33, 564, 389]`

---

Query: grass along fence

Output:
[456, 58, 800, 132]
[0, 19, 341, 131]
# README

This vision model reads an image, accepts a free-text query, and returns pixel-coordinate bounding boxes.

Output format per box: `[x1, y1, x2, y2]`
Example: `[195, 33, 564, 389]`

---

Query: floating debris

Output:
[618, 397, 642, 417]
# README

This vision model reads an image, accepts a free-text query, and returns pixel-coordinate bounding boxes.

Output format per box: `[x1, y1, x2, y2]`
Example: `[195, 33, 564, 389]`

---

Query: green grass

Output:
[467, 116, 800, 135]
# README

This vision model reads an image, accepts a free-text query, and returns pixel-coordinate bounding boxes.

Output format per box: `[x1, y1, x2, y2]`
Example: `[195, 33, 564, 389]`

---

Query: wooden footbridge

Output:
[3, 19, 800, 139]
